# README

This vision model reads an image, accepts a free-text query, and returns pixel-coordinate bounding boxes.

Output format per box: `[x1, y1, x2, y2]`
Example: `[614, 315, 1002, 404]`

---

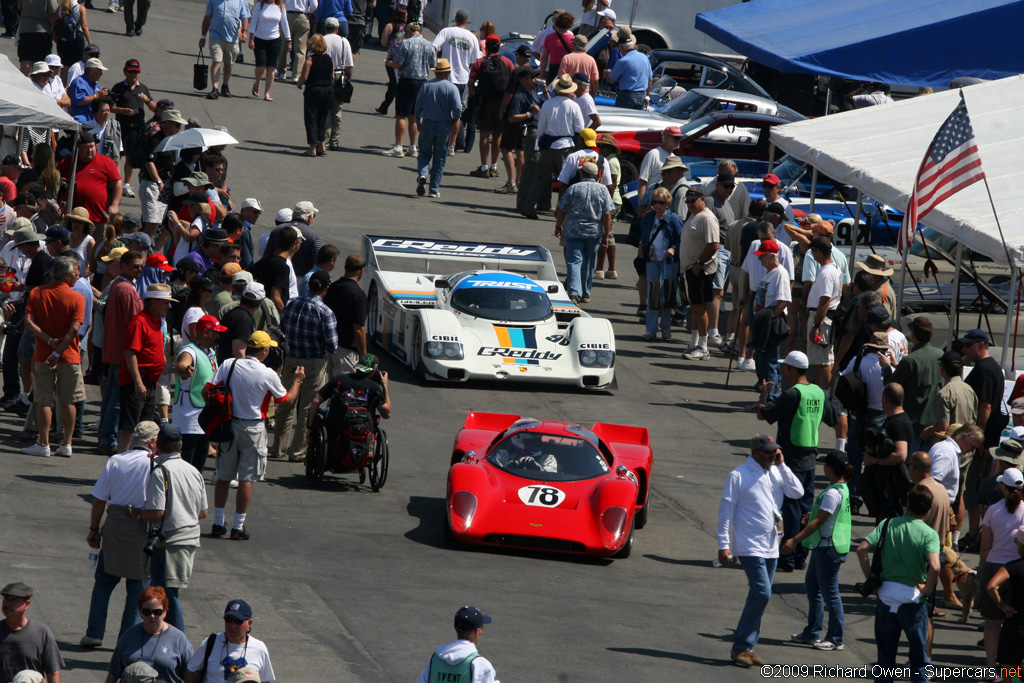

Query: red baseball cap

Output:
[195, 314, 228, 333]
[762, 173, 781, 185]
[485, 34, 500, 43]
[124, 59, 141, 72]
[145, 253, 175, 272]
[754, 239, 780, 256]
[664, 125, 683, 137]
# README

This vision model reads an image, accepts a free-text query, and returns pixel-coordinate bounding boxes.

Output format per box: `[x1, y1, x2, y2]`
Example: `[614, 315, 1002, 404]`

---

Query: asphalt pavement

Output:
[0, 5, 990, 682]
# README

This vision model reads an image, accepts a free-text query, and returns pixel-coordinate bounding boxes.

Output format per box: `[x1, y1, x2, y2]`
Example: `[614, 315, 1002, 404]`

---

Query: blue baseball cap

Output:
[44, 225, 70, 243]
[958, 328, 990, 345]
[224, 599, 252, 620]
[454, 606, 491, 631]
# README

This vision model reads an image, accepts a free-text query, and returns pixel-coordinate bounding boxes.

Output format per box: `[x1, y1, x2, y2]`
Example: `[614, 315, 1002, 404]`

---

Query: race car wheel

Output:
[368, 427, 389, 491]
[367, 282, 380, 345]
[409, 322, 425, 379]
[635, 500, 649, 530]
[305, 423, 328, 488]
[619, 154, 641, 189]
[613, 522, 635, 559]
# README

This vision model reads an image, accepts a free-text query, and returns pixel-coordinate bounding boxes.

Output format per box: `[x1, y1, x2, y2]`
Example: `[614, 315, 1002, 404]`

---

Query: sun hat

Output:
[432, 58, 453, 73]
[992, 439, 1024, 465]
[553, 74, 576, 94]
[122, 662, 158, 683]
[44, 54, 62, 68]
[160, 109, 188, 126]
[11, 226, 45, 247]
[863, 331, 891, 352]
[659, 155, 687, 173]
[857, 253, 895, 277]
[595, 134, 620, 154]
[62, 206, 94, 229]
[142, 283, 173, 300]
[29, 61, 49, 76]
[292, 201, 318, 219]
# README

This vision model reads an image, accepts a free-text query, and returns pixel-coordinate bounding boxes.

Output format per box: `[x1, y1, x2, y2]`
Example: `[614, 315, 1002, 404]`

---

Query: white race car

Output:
[361, 235, 616, 389]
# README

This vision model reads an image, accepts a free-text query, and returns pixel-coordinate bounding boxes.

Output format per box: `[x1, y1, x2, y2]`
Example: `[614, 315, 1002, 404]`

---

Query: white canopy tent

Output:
[0, 56, 79, 131]
[769, 75, 1024, 267]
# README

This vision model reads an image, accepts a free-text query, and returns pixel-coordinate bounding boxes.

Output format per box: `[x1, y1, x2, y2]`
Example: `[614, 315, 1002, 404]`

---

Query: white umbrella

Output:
[152, 127, 239, 152]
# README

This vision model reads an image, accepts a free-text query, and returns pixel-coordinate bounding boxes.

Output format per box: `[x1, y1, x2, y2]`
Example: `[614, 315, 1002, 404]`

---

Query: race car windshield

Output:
[487, 431, 611, 482]
[658, 90, 713, 119]
[450, 287, 553, 322]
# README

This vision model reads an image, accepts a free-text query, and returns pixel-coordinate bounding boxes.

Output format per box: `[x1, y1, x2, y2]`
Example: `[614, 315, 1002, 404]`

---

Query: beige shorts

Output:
[155, 382, 171, 407]
[210, 38, 240, 64]
[217, 419, 268, 483]
[805, 313, 835, 366]
[32, 361, 86, 405]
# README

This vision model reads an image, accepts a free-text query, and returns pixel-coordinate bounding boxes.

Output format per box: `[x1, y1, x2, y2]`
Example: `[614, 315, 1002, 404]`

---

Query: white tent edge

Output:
[0, 56, 80, 131]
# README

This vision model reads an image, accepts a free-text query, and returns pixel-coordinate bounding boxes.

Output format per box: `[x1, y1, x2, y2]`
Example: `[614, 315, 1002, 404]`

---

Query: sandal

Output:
[300, 150, 317, 157]
[252, 83, 259, 97]
[264, 95, 274, 102]
[494, 184, 518, 194]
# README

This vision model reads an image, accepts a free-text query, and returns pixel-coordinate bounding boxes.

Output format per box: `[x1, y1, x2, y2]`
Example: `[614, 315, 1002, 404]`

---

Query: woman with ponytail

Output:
[979, 465, 1024, 671]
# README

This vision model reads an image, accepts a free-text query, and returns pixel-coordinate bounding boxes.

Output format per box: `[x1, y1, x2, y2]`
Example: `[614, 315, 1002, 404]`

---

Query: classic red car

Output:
[445, 413, 653, 559]
[610, 110, 798, 187]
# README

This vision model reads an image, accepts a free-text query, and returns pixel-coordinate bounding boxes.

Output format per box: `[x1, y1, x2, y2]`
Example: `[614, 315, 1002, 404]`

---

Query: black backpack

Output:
[261, 323, 288, 371]
[55, 4, 81, 42]
[835, 354, 867, 412]
[478, 56, 510, 98]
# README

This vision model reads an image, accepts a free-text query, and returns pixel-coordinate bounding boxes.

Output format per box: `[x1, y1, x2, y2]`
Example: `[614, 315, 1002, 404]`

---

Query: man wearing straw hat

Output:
[117, 282, 173, 451]
[520, 73, 584, 221]
[56, 131, 122, 225]
[855, 253, 898, 323]
[413, 58, 462, 199]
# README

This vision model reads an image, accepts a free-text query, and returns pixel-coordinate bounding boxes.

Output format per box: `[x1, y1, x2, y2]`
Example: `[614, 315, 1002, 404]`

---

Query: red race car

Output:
[445, 413, 653, 558]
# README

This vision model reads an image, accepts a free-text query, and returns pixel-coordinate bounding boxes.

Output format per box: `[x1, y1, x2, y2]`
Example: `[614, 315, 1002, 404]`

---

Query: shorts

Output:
[978, 561, 1009, 620]
[712, 246, 730, 290]
[500, 123, 526, 150]
[209, 37, 240, 64]
[155, 382, 171, 407]
[17, 32, 52, 63]
[252, 36, 281, 68]
[32, 361, 86, 405]
[729, 266, 743, 309]
[140, 179, 167, 224]
[475, 98, 503, 131]
[395, 78, 425, 117]
[119, 377, 157, 432]
[348, 23, 363, 54]
[685, 269, 714, 306]
[216, 419, 267, 483]
[605, 222, 616, 246]
[964, 454, 987, 510]
[805, 313, 836, 366]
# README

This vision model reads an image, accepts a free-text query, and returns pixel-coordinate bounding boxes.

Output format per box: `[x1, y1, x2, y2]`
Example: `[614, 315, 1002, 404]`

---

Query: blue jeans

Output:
[800, 546, 846, 645]
[735, 555, 777, 652]
[615, 90, 646, 109]
[779, 468, 815, 570]
[85, 550, 147, 640]
[874, 599, 929, 683]
[847, 409, 885, 499]
[645, 260, 678, 335]
[149, 547, 185, 632]
[335, 19, 348, 38]
[754, 344, 780, 400]
[565, 236, 600, 299]
[417, 120, 452, 195]
[98, 363, 122, 449]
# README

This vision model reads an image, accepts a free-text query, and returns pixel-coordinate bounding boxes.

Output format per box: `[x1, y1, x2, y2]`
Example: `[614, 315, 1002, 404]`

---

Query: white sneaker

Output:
[380, 147, 404, 158]
[739, 358, 756, 372]
[229, 479, 239, 489]
[122, 184, 136, 198]
[593, 271, 604, 279]
[708, 334, 724, 347]
[683, 348, 710, 361]
[22, 442, 50, 457]
[54, 443, 72, 457]
[721, 333, 735, 348]
[409, 146, 418, 156]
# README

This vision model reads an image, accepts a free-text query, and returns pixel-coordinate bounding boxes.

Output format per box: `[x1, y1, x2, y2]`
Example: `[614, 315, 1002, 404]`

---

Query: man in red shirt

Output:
[98, 250, 145, 454]
[57, 132, 123, 224]
[21, 256, 86, 458]
[117, 283, 172, 451]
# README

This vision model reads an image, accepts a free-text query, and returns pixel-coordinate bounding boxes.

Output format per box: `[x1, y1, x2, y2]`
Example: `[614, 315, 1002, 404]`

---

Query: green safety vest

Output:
[172, 343, 217, 409]
[789, 383, 826, 448]
[428, 652, 479, 683]
[801, 482, 852, 554]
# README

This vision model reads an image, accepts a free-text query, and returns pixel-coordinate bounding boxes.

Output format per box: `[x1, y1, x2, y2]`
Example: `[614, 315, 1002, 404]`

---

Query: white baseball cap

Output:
[998, 468, 1024, 489]
[241, 198, 263, 211]
[781, 350, 809, 369]
[597, 7, 616, 20]
[242, 282, 266, 301]
[275, 208, 293, 224]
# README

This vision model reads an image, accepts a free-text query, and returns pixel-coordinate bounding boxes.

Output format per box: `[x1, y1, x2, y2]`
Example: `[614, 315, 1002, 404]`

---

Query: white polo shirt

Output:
[91, 448, 152, 508]
[212, 356, 288, 420]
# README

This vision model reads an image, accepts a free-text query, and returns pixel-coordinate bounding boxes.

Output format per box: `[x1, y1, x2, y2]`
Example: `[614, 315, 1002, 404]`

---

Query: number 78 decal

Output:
[518, 485, 566, 508]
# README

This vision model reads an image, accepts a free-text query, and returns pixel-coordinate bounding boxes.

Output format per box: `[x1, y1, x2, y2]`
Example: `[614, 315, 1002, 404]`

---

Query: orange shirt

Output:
[26, 281, 85, 363]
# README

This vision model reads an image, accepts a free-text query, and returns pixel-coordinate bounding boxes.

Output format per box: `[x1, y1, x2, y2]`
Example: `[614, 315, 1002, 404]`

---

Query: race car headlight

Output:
[578, 349, 615, 368]
[444, 342, 464, 360]
[426, 341, 444, 357]
[450, 490, 478, 533]
[425, 341, 464, 360]
[600, 505, 629, 549]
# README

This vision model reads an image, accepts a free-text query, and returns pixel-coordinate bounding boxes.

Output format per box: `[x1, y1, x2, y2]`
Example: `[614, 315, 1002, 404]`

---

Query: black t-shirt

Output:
[109, 80, 151, 134]
[966, 356, 1008, 446]
[1004, 558, 1024, 613]
[25, 250, 54, 292]
[323, 277, 368, 350]
[141, 132, 175, 182]
[979, 474, 1005, 507]
[883, 412, 915, 452]
[251, 255, 291, 306]
[217, 305, 254, 364]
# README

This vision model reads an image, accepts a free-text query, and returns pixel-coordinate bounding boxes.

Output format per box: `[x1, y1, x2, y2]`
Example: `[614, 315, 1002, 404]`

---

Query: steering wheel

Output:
[512, 457, 542, 471]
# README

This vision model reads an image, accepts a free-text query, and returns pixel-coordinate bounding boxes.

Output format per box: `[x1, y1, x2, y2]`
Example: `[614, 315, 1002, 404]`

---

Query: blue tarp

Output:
[695, 0, 1024, 87]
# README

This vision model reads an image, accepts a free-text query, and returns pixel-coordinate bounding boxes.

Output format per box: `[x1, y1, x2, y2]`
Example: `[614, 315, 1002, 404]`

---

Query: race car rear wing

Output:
[364, 235, 560, 282]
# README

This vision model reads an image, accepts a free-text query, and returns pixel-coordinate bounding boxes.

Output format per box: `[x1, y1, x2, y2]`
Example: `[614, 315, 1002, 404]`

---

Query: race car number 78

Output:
[518, 485, 566, 507]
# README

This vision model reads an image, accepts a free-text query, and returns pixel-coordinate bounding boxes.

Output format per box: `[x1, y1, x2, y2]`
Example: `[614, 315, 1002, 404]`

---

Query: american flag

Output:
[898, 99, 986, 253]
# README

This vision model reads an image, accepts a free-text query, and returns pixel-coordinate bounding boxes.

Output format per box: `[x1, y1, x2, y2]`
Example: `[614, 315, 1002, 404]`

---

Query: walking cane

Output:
[725, 341, 735, 387]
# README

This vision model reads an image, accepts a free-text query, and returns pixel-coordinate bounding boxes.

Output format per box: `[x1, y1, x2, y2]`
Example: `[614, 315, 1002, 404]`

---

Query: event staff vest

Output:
[801, 482, 852, 553]
[172, 343, 216, 408]
[790, 383, 826, 448]
[427, 652, 479, 683]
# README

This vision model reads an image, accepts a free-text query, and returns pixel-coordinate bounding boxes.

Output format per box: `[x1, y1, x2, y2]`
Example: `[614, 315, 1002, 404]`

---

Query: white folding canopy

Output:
[769, 75, 1024, 267]
[0, 56, 79, 131]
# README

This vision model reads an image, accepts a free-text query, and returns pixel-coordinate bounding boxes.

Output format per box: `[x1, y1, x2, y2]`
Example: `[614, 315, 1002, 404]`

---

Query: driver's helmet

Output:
[510, 431, 543, 458]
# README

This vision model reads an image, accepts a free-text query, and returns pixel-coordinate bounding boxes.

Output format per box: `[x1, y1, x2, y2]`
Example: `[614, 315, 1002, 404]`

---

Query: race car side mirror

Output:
[435, 278, 451, 289]
[547, 285, 559, 294]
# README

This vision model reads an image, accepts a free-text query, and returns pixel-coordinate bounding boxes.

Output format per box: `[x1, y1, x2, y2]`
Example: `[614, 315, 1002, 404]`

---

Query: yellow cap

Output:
[581, 128, 597, 148]
[247, 330, 278, 349]
[100, 246, 129, 262]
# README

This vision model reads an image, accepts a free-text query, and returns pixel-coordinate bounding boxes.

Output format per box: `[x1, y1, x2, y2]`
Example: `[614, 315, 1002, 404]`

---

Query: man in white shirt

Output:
[555, 129, 612, 197]
[520, 73, 583, 220]
[432, 8, 480, 151]
[416, 606, 499, 683]
[867, 306, 908, 362]
[530, 9, 563, 57]
[806, 236, 842, 389]
[322, 17, 354, 151]
[748, 239, 790, 399]
[570, 72, 600, 129]
[846, 82, 894, 108]
[636, 125, 682, 201]
[717, 433, 804, 668]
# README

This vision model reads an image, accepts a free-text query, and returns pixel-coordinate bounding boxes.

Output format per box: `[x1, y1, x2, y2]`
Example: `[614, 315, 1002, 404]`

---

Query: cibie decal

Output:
[371, 238, 541, 259]
[518, 485, 566, 508]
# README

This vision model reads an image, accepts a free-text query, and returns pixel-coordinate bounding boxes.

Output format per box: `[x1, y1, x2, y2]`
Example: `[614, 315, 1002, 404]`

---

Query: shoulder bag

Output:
[199, 358, 238, 442]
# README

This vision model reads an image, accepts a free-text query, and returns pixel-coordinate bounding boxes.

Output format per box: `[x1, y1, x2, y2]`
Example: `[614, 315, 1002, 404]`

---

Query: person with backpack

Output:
[54, 0, 91, 81]
[173, 314, 225, 476]
[431, 9, 480, 153]
[184, 600, 275, 683]
[415, 606, 497, 683]
[467, 36, 512, 180]
[206, 331, 305, 541]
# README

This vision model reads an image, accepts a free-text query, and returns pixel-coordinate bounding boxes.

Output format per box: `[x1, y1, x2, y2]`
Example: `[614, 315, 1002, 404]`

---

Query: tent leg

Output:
[824, 85, 832, 116]
[1000, 265, 1019, 376]
[896, 244, 910, 325]
[767, 143, 775, 174]
[809, 167, 818, 212]
[846, 191, 863, 307]
[946, 242, 963, 350]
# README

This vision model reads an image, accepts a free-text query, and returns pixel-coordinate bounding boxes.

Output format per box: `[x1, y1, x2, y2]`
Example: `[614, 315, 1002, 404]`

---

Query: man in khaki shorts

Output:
[22, 256, 87, 458]
[805, 236, 842, 389]
[199, 0, 251, 99]
[208, 331, 304, 540]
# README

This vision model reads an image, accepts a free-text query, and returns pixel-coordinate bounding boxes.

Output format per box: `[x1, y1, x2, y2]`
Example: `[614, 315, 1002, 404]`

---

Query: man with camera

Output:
[716, 433, 804, 668]
[856, 484, 941, 683]
[140, 423, 208, 633]
[861, 383, 914, 522]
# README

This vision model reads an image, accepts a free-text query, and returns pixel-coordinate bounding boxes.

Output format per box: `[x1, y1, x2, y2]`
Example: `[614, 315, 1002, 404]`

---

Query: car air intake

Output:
[482, 534, 586, 553]
[447, 369, 466, 380]
[582, 376, 600, 386]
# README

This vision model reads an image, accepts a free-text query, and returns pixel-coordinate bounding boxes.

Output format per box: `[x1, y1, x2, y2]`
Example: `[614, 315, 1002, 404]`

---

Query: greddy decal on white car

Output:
[371, 238, 543, 260]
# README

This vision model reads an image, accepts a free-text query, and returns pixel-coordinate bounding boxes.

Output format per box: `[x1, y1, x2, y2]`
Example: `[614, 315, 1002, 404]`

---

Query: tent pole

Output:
[1000, 264, 1018, 375]
[66, 136, 80, 212]
[767, 142, 775, 174]
[809, 167, 818, 212]
[896, 237, 909, 322]
[824, 85, 832, 116]
[947, 242, 963, 350]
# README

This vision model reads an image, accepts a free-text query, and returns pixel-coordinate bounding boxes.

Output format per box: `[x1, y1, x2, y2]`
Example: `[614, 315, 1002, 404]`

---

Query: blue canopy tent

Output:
[694, 0, 1024, 87]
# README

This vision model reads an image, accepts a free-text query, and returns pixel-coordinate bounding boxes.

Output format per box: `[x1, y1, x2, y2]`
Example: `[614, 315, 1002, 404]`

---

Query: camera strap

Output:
[869, 517, 891, 581]
[149, 462, 173, 541]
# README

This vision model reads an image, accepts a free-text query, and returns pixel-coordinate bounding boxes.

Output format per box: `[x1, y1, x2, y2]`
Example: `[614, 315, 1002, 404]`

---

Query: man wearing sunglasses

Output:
[185, 600, 275, 683]
[679, 188, 719, 361]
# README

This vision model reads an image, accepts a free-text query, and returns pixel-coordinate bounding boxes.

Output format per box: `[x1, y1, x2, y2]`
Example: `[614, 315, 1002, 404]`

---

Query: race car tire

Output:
[369, 427, 389, 491]
[367, 282, 380, 345]
[305, 423, 328, 488]
[635, 499, 649, 530]
[613, 522, 635, 559]
[619, 153, 641, 189]
[410, 321, 425, 379]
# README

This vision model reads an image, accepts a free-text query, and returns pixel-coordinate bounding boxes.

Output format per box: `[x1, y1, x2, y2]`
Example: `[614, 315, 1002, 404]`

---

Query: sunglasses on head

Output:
[141, 608, 164, 616]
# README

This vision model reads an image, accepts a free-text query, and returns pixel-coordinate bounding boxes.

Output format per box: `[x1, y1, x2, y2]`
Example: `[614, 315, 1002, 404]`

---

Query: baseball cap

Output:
[122, 211, 142, 229]
[753, 240, 780, 256]
[132, 420, 160, 442]
[44, 54, 62, 68]
[241, 197, 263, 212]
[12, 672, 44, 683]
[220, 262, 243, 279]
[44, 225, 70, 243]
[354, 353, 380, 374]
[232, 668, 260, 683]
[596, 7, 616, 20]
[763, 173, 781, 185]
[580, 161, 599, 177]
[324, 16, 340, 28]
[155, 98, 174, 110]
[85, 57, 107, 71]
[247, 330, 278, 349]
[717, 170, 735, 184]
[514, 44, 532, 57]
[233, 271, 254, 287]
[308, 270, 331, 291]
[664, 125, 683, 137]
[293, 200, 318, 219]
[940, 350, 963, 374]
[121, 231, 152, 251]
[817, 449, 849, 473]
[998, 468, 1024, 489]
[750, 433, 780, 452]
[684, 188, 704, 200]
[571, 71, 590, 84]
[454, 8, 470, 22]
[580, 128, 597, 148]
[958, 328, 990, 345]
[177, 256, 201, 273]
[100, 246, 129, 262]
[764, 202, 787, 217]
[275, 208, 293, 224]
[145, 253, 175, 272]
[84, 42, 100, 55]
[454, 605, 491, 631]
[124, 59, 141, 72]
[189, 275, 215, 293]
[782, 350, 809, 369]
[242, 282, 266, 301]
[159, 423, 181, 440]
[1, 582, 33, 598]
[867, 306, 891, 327]
[224, 599, 253, 620]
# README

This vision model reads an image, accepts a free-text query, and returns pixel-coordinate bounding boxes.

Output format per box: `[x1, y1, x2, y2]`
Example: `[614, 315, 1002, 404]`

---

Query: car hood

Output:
[595, 106, 676, 134]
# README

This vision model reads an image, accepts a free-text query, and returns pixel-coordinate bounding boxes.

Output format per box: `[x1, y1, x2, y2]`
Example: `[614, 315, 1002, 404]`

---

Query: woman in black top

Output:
[986, 526, 1024, 670]
[296, 34, 334, 157]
